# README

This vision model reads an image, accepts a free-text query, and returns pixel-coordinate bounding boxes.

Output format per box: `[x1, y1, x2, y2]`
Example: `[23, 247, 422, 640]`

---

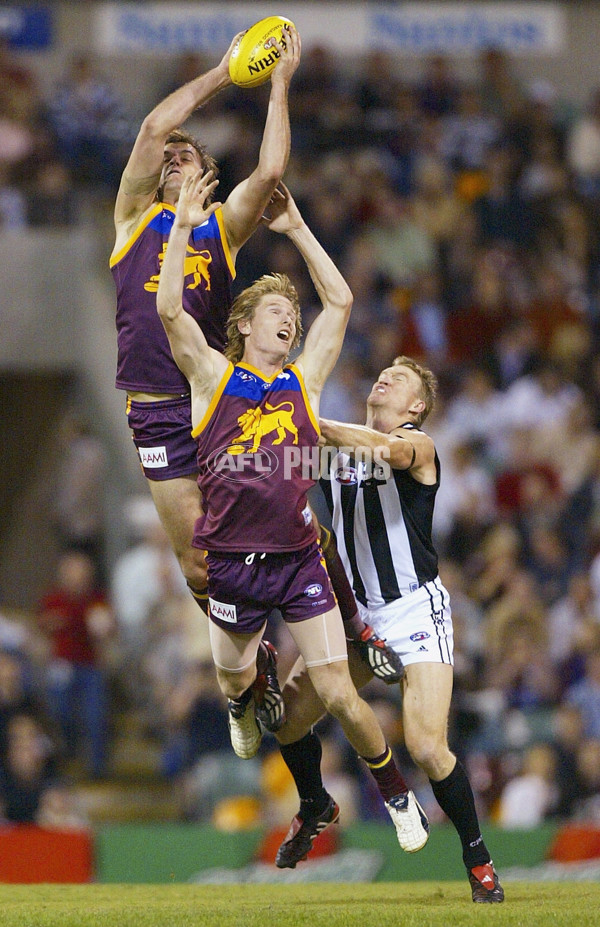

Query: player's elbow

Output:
[334, 289, 353, 321]
[257, 150, 286, 187]
[139, 111, 170, 145]
[156, 294, 180, 322]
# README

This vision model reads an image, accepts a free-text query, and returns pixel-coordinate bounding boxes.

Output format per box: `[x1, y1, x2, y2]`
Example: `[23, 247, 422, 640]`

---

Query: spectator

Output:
[110, 498, 188, 661]
[51, 411, 108, 583]
[0, 713, 60, 824]
[37, 550, 115, 779]
[440, 83, 501, 172]
[567, 87, 600, 199]
[46, 53, 132, 192]
[571, 738, 600, 821]
[497, 742, 560, 828]
[417, 53, 459, 118]
[0, 649, 54, 758]
[566, 643, 600, 740]
[363, 186, 437, 290]
[478, 46, 524, 121]
[551, 703, 586, 818]
[434, 440, 497, 562]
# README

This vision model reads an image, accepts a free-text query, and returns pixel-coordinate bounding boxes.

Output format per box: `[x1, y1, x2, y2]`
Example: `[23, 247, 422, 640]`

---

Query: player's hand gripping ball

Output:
[229, 16, 295, 88]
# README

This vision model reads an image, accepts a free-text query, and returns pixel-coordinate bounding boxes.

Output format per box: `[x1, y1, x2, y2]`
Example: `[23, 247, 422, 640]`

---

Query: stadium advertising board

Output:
[93, 2, 565, 55]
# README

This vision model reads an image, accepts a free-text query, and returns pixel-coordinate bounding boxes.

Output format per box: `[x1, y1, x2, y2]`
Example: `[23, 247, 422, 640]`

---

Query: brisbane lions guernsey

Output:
[320, 423, 440, 609]
[111, 203, 234, 393]
[192, 362, 319, 553]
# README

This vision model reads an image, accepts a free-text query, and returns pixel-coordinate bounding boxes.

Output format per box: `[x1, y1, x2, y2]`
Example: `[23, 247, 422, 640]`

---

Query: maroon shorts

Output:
[126, 395, 197, 480]
[206, 542, 337, 633]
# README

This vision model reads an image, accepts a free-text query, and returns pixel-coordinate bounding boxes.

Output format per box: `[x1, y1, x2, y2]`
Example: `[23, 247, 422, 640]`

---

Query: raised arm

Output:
[264, 185, 353, 410]
[114, 33, 240, 233]
[156, 171, 229, 412]
[221, 26, 301, 259]
[319, 420, 437, 483]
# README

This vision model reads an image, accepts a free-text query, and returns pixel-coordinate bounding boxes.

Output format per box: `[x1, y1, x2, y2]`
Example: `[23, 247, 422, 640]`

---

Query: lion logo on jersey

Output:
[144, 244, 212, 292]
[227, 401, 298, 454]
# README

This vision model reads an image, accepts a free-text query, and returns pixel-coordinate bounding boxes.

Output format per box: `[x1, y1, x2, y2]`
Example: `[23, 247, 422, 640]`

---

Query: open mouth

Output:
[277, 329, 290, 342]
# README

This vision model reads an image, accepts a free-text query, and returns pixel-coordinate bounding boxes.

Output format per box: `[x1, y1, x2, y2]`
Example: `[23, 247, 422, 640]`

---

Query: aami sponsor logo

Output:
[207, 444, 279, 482]
[410, 631, 431, 642]
[304, 583, 323, 598]
[209, 599, 237, 623]
[139, 446, 168, 468]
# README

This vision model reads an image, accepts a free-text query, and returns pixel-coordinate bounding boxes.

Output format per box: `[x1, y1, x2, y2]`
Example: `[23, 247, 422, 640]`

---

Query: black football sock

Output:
[430, 759, 491, 869]
[279, 731, 329, 820]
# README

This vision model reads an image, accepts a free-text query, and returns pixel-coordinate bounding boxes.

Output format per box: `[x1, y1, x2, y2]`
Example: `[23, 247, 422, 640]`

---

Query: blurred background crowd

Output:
[1, 20, 600, 840]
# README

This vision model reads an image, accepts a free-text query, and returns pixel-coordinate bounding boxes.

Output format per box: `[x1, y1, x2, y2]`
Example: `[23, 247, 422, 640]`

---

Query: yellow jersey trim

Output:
[288, 363, 320, 435]
[236, 361, 283, 383]
[215, 207, 236, 280]
[109, 203, 168, 268]
[191, 362, 234, 438]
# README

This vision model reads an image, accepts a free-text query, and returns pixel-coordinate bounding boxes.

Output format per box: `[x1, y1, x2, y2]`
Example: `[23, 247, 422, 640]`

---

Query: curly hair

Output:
[156, 129, 219, 202]
[225, 273, 303, 364]
[392, 355, 438, 425]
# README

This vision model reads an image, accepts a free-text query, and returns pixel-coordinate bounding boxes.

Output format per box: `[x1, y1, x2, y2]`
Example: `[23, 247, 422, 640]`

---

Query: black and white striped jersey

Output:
[320, 425, 440, 610]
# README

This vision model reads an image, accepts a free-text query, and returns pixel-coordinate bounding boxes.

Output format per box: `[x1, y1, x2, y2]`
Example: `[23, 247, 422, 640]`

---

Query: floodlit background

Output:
[0, 0, 599, 882]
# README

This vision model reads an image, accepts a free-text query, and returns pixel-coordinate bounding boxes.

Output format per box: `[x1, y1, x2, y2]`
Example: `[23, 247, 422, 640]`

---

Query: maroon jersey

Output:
[193, 362, 320, 552]
[111, 203, 234, 393]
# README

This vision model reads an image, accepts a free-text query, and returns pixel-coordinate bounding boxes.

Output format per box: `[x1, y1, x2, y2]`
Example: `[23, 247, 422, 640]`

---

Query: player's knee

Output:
[216, 667, 254, 700]
[179, 547, 208, 590]
[407, 733, 451, 777]
[316, 680, 357, 721]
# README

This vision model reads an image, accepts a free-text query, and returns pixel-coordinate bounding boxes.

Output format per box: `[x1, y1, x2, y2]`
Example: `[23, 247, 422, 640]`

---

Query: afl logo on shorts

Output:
[304, 583, 323, 597]
[410, 631, 431, 642]
[334, 466, 358, 485]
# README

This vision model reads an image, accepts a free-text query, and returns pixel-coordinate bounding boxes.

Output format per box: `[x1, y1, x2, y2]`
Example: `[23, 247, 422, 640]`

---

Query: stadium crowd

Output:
[1, 38, 600, 834]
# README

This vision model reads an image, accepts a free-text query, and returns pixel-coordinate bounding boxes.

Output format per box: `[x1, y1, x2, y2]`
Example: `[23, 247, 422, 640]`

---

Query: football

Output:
[229, 15, 295, 88]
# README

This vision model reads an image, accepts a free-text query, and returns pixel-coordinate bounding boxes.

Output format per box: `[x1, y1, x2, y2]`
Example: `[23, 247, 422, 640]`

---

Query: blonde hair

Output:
[392, 355, 438, 425]
[225, 273, 303, 364]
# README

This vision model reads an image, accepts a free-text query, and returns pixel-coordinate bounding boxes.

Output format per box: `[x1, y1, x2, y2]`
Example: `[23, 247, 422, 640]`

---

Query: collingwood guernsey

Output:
[320, 423, 440, 609]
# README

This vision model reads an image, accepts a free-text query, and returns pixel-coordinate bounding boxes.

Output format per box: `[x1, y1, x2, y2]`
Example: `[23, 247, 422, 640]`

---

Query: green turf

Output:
[0, 882, 598, 927]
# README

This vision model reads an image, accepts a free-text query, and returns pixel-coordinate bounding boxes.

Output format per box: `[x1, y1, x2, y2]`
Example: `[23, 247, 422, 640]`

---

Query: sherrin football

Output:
[229, 15, 295, 88]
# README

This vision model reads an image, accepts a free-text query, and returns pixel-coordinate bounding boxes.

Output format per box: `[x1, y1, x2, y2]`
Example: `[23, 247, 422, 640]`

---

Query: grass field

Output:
[0, 882, 598, 927]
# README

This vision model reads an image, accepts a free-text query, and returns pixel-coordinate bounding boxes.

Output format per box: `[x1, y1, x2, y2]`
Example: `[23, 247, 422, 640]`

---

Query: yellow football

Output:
[229, 15, 295, 88]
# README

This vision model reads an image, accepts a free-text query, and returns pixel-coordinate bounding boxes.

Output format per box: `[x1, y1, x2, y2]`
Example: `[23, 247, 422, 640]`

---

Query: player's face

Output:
[243, 295, 297, 357]
[368, 364, 424, 417]
[161, 144, 204, 202]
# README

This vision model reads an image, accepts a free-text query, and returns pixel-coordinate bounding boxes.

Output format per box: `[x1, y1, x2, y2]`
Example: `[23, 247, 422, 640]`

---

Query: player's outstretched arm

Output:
[222, 25, 301, 258]
[319, 419, 435, 475]
[156, 170, 227, 393]
[115, 32, 241, 228]
[264, 185, 353, 405]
